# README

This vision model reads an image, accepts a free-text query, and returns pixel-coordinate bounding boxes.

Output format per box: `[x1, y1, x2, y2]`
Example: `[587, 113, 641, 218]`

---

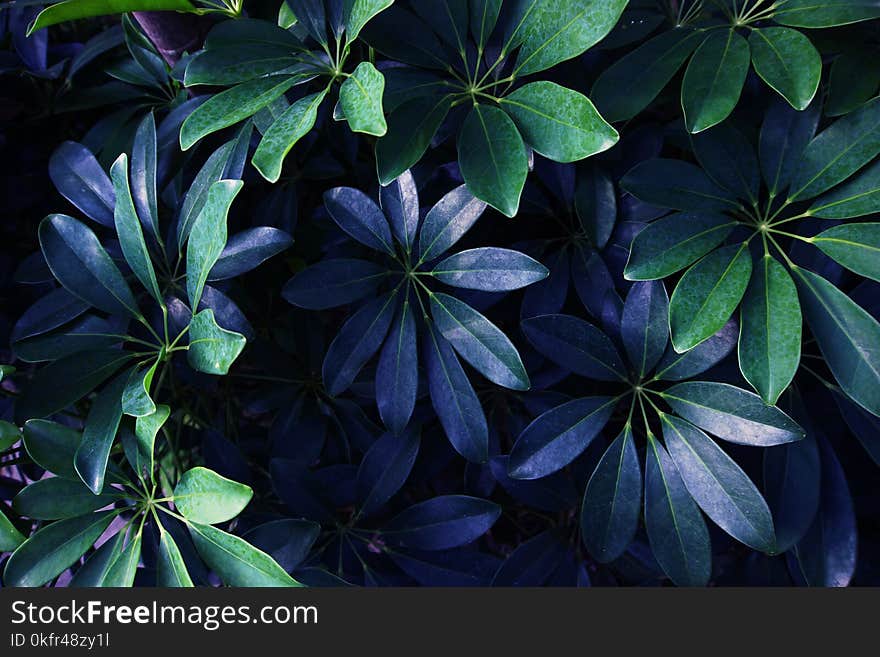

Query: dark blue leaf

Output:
[375, 292, 418, 434]
[209, 227, 293, 281]
[621, 280, 669, 377]
[417, 185, 487, 263]
[492, 530, 568, 586]
[356, 427, 421, 517]
[324, 187, 395, 256]
[283, 259, 389, 310]
[432, 248, 548, 291]
[763, 433, 820, 552]
[323, 290, 399, 395]
[242, 519, 320, 572]
[654, 319, 737, 380]
[11, 288, 90, 343]
[380, 169, 420, 252]
[382, 495, 500, 550]
[49, 141, 115, 227]
[490, 456, 579, 512]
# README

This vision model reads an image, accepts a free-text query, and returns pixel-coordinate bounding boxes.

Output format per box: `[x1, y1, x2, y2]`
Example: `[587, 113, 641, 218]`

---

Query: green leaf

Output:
[469, 0, 501, 50]
[773, 0, 880, 28]
[682, 30, 750, 134]
[174, 466, 253, 525]
[339, 62, 387, 136]
[22, 419, 81, 480]
[581, 425, 641, 563]
[133, 404, 169, 483]
[184, 48, 306, 87]
[39, 214, 139, 318]
[792, 266, 880, 416]
[68, 531, 124, 586]
[180, 76, 300, 151]
[102, 532, 142, 586]
[644, 435, 711, 587]
[500, 81, 618, 163]
[186, 179, 243, 310]
[662, 414, 776, 553]
[458, 104, 528, 218]
[376, 95, 452, 185]
[3, 512, 115, 587]
[15, 349, 133, 424]
[121, 359, 159, 418]
[131, 112, 159, 241]
[188, 522, 302, 587]
[591, 28, 705, 123]
[748, 27, 821, 111]
[177, 141, 236, 249]
[662, 381, 805, 446]
[810, 223, 880, 281]
[0, 420, 20, 451]
[110, 154, 163, 305]
[514, 0, 628, 76]
[75, 372, 128, 495]
[739, 255, 802, 405]
[789, 96, 880, 201]
[345, 0, 394, 41]
[187, 309, 247, 375]
[670, 244, 752, 352]
[621, 159, 741, 212]
[28, 0, 196, 34]
[13, 477, 117, 520]
[253, 91, 328, 183]
[808, 160, 880, 219]
[429, 293, 529, 390]
[826, 51, 880, 117]
[759, 98, 820, 197]
[157, 529, 194, 587]
[0, 508, 25, 552]
[624, 212, 736, 280]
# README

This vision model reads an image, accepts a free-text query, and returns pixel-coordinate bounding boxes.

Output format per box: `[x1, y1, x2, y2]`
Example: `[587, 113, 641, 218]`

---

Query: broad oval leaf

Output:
[432, 247, 548, 291]
[3, 512, 115, 587]
[429, 293, 529, 390]
[508, 396, 616, 480]
[662, 381, 805, 446]
[283, 258, 388, 310]
[187, 309, 247, 376]
[380, 169, 420, 252]
[22, 419, 81, 480]
[748, 27, 821, 111]
[157, 530, 194, 587]
[521, 314, 627, 381]
[792, 266, 880, 416]
[188, 522, 301, 587]
[808, 161, 880, 220]
[13, 477, 117, 520]
[738, 255, 802, 404]
[382, 495, 500, 550]
[39, 214, 139, 317]
[339, 61, 387, 136]
[621, 159, 740, 212]
[48, 141, 115, 227]
[662, 415, 776, 553]
[324, 186, 395, 256]
[501, 81, 618, 163]
[458, 104, 528, 218]
[209, 227, 293, 281]
[773, 0, 880, 28]
[418, 185, 487, 263]
[252, 91, 328, 183]
[621, 280, 669, 376]
[174, 466, 253, 525]
[682, 30, 750, 134]
[376, 95, 452, 185]
[764, 433, 821, 552]
[74, 371, 128, 494]
[356, 427, 421, 517]
[669, 243, 752, 352]
[759, 98, 819, 197]
[644, 436, 711, 587]
[581, 426, 641, 563]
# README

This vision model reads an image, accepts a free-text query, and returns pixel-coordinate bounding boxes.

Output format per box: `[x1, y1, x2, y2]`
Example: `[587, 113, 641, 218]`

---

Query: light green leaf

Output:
[101, 532, 142, 587]
[186, 180, 243, 310]
[789, 96, 880, 201]
[739, 255, 802, 404]
[3, 512, 116, 587]
[188, 522, 302, 587]
[121, 358, 159, 418]
[157, 529, 194, 587]
[174, 466, 253, 525]
[187, 309, 246, 375]
[133, 404, 169, 484]
[514, 0, 628, 76]
[180, 76, 299, 151]
[28, 0, 196, 35]
[670, 244, 753, 352]
[345, 0, 395, 43]
[253, 91, 328, 182]
[110, 154, 163, 305]
[500, 81, 618, 163]
[458, 104, 528, 217]
[793, 266, 880, 416]
[808, 160, 880, 219]
[682, 30, 750, 134]
[339, 62, 387, 136]
[0, 508, 25, 552]
[749, 27, 821, 111]
[810, 223, 880, 281]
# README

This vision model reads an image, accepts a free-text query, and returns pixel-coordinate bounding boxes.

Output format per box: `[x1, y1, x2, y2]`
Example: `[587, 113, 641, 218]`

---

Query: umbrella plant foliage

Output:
[1, 0, 878, 588]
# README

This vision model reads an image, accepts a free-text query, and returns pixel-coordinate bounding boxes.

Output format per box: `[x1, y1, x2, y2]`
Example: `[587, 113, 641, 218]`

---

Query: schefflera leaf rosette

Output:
[283, 170, 548, 462]
[620, 98, 880, 421]
[509, 280, 804, 586]
[12, 115, 291, 497]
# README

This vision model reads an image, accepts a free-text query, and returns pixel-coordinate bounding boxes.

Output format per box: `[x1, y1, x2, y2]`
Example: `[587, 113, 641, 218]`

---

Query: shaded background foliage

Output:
[1, 0, 879, 587]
